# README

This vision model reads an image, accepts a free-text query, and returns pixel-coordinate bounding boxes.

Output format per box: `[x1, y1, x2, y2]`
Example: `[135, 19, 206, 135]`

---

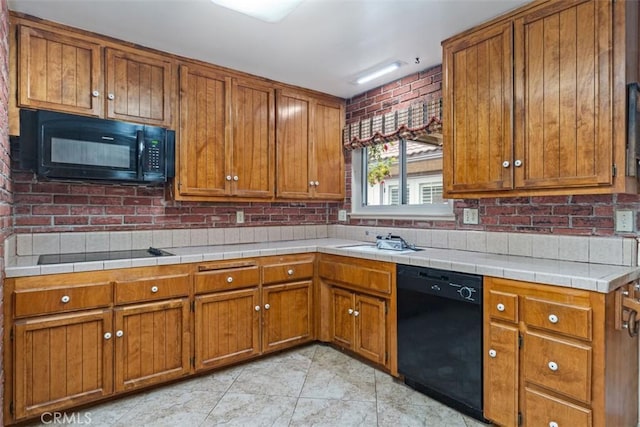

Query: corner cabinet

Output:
[484, 277, 638, 427]
[176, 64, 275, 201]
[443, 0, 639, 198]
[276, 90, 345, 200]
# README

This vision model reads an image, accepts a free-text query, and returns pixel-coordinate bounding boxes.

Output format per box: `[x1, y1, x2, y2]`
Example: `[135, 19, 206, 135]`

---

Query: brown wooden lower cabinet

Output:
[484, 277, 638, 427]
[114, 298, 191, 392]
[13, 309, 114, 420]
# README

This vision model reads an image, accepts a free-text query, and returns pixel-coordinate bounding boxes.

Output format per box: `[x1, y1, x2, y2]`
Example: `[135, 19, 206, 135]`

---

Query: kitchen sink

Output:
[339, 244, 423, 254]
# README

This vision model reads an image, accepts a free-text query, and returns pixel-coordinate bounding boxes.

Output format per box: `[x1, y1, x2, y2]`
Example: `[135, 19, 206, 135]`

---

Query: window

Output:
[351, 139, 453, 219]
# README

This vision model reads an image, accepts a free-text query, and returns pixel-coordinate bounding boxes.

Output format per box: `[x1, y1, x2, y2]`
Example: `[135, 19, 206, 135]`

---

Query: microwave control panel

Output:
[145, 140, 162, 172]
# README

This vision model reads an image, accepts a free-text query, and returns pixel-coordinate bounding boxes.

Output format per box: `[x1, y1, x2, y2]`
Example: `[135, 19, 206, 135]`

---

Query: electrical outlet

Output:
[615, 209, 634, 232]
[236, 210, 245, 224]
[463, 208, 479, 225]
[338, 210, 347, 221]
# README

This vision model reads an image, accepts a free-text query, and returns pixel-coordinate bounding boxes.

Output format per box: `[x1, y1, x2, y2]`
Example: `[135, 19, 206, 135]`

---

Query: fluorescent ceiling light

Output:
[356, 62, 402, 85]
[211, 0, 304, 23]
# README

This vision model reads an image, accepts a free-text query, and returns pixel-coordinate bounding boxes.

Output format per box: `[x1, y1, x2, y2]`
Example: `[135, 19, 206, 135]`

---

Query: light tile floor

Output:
[27, 344, 490, 427]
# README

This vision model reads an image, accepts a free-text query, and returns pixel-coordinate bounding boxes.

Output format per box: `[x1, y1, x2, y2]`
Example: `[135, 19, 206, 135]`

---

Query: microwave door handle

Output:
[136, 130, 145, 180]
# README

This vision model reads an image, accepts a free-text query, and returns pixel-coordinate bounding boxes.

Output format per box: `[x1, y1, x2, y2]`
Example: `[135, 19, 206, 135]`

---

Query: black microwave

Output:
[19, 109, 175, 183]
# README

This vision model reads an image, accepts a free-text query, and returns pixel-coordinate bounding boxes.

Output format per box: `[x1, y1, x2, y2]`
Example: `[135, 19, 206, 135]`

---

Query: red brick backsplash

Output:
[12, 171, 338, 233]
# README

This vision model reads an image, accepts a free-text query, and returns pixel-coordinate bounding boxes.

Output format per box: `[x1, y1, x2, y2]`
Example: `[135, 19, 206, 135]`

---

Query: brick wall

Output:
[0, 0, 11, 423]
[12, 170, 338, 233]
[343, 65, 640, 237]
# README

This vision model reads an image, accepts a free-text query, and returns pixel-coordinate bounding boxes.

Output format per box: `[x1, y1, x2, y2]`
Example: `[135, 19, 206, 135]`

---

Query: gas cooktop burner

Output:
[37, 247, 173, 265]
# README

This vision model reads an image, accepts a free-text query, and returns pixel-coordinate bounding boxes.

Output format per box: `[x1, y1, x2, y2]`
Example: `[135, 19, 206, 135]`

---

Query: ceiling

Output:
[8, 0, 530, 99]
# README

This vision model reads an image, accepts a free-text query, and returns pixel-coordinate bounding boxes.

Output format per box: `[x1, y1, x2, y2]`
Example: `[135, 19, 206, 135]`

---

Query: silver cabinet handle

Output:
[264, 303, 270, 310]
[314, 181, 319, 186]
[233, 176, 239, 181]
[227, 276, 233, 283]
[354, 310, 360, 317]
[489, 349, 497, 358]
[548, 361, 558, 371]
[287, 269, 294, 275]
[107, 93, 115, 100]
[514, 159, 523, 167]
[116, 330, 124, 338]
[226, 175, 232, 181]
[548, 314, 559, 324]
[151, 286, 159, 293]
[309, 181, 315, 186]
[61, 295, 70, 304]
[92, 90, 100, 97]
[496, 303, 505, 312]
[549, 422, 559, 427]
[502, 161, 510, 168]
[348, 308, 354, 315]
[104, 332, 112, 340]
[255, 305, 261, 311]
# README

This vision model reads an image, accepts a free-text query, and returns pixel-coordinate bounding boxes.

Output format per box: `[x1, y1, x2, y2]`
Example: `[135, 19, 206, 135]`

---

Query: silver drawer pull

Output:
[255, 305, 261, 311]
[549, 422, 559, 427]
[489, 349, 497, 358]
[548, 314, 559, 324]
[548, 361, 558, 371]
[151, 286, 159, 293]
[287, 269, 294, 275]
[104, 332, 112, 340]
[496, 303, 505, 312]
[502, 161, 510, 168]
[348, 308, 354, 315]
[264, 304, 270, 310]
[61, 295, 70, 304]
[227, 276, 233, 283]
[116, 330, 124, 338]
[514, 159, 523, 167]
[354, 310, 360, 317]
[92, 90, 100, 97]
[108, 93, 115, 100]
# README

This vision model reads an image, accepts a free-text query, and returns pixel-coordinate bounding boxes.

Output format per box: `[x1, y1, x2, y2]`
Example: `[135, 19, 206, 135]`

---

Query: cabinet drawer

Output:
[262, 261, 314, 285]
[195, 266, 260, 294]
[14, 282, 113, 318]
[524, 388, 592, 427]
[318, 260, 391, 294]
[523, 297, 592, 341]
[487, 290, 518, 322]
[523, 332, 592, 403]
[115, 274, 190, 304]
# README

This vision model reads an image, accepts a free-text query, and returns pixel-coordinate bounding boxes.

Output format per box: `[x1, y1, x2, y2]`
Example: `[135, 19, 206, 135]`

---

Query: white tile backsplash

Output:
[16, 234, 31, 256]
[172, 229, 190, 247]
[60, 232, 86, 254]
[508, 233, 532, 257]
[531, 234, 559, 260]
[109, 231, 132, 251]
[86, 232, 109, 252]
[152, 230, 172, 248]
[558, 236, 589, 263]
[33, 233, 59, 255]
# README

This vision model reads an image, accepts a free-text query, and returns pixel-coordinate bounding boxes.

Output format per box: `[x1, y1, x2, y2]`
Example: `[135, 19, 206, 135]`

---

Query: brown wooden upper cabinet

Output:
[276, 89, 345, 200]
[443, 0, 638, 198]
[16, 24, 173, 128]
[177, 64, 275, 200]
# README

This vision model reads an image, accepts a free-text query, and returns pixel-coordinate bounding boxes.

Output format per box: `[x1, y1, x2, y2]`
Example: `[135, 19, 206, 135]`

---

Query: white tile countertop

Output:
[5, 237, 640, 293]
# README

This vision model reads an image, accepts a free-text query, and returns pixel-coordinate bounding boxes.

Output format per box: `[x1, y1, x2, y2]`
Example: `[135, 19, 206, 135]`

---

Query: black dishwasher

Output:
[397, 264, 486, 422]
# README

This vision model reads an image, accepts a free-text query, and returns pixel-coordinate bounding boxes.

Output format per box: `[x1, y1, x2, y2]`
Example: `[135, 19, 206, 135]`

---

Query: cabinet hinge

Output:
[9, 401, 13, 416]
[518, 334, 523, 349]
[384, 301, 388, 315]
[190, 357, 195, 368]
[518, 411, 523, 426]
[613, 164, 617, 177]
[9, 328, 13, 341]
[191, 301, 195, 312]
[385, 352, 388, 363]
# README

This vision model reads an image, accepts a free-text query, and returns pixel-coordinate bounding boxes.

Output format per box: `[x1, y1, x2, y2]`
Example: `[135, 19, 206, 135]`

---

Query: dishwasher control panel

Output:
[397, 264, 483, 304]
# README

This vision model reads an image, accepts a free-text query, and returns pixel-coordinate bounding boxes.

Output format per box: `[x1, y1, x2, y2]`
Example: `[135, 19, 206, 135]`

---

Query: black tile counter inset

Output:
[38, 248, 173, 265]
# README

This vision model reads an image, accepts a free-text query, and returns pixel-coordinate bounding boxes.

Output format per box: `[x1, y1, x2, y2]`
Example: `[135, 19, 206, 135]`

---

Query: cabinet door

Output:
[443, 21, 513, 194]
[330, 287, 354, 349]
[312, 99, 345, 200]
[105, 48, 172, 127]
[484, 322, 519, 427]
[276, 89, 312, 199]
[18, 25, 103, 116]
[178, 64, 231, 197]
[262, 281, 313, 354]
[14, 310, 113, 420]
[113, 299, 190, 392]
[194, 288, 260, 370]
[354, 294, 386, 365]
[231, 78, 275, 198]
[514, 0, 612, 189]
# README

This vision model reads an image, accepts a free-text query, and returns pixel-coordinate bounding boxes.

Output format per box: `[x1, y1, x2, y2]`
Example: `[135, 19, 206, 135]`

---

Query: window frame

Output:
[349, 139, 454, 220]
